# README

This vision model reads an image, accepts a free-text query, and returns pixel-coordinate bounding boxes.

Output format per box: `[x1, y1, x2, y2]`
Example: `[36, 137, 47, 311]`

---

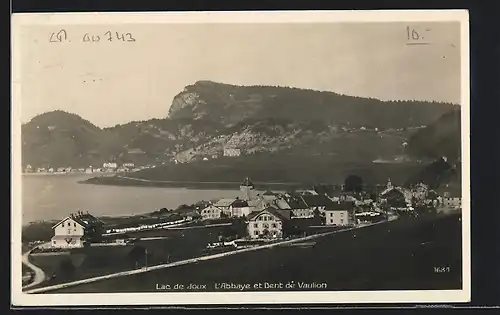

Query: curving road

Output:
[22, 243, 49, 290]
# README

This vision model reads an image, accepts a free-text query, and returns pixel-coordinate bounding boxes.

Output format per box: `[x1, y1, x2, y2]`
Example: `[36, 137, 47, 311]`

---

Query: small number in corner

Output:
[434, 266, 451, 273]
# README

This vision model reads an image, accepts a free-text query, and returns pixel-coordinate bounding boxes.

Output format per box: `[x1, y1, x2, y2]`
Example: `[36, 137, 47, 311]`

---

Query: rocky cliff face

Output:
[168, 80, 456, 129]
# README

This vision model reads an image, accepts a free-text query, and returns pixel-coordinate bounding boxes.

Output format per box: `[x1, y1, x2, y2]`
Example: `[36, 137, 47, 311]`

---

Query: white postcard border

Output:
[11, 9, 470, 306]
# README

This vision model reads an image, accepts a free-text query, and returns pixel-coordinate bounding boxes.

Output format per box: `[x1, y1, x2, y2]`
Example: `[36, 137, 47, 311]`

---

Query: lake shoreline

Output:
[79, 175, 307, 191]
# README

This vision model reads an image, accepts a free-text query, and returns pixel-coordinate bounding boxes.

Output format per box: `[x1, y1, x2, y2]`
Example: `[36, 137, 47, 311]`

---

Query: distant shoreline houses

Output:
[24, 162, 145, 174]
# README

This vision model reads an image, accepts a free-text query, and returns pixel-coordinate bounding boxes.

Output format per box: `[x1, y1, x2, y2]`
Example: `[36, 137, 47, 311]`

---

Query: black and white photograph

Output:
[11, 10, 470, 306]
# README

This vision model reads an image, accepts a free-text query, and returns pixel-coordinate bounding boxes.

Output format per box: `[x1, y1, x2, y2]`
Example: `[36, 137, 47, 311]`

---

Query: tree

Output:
[344, 175, 363, 193]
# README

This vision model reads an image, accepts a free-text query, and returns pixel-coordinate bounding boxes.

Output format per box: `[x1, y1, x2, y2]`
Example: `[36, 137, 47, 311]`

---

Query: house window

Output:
[62, 223, 65, 227]
[272, 223, 277, 228]
[254, 231, 259, 235]
[74, 222, 76, 227]
[340, 213, 344, 217]
[254, 223, 258, 228]
[53, 240, 56, 245]
[330, 219, 333, 223]
[341, 219, 344, 224]
[263, 223, 269, 229]
[330, 213, 333, 217]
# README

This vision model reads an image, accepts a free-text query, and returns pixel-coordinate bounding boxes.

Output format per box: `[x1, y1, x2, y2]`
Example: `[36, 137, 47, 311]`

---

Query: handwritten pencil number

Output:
[105, 31, 113, 42]
[116, 32, 125, 41]
[406, 26, 420, 41]
[49, 29, 68, 42]
[83, 33, 101, 42]
[126, 33, 136, 42]
[113, 32, 135, 42]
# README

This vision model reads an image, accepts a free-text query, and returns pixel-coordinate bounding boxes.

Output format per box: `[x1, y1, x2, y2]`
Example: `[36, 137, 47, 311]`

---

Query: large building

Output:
[274, 195, 313, 219]
[247, 207, 290, 239]
[213, 198, 237, 217]
[324, 202, 356, 226]
[230, 199, 252, 218]
[200, 205, 223, 220]
[51, 211, 105, 248]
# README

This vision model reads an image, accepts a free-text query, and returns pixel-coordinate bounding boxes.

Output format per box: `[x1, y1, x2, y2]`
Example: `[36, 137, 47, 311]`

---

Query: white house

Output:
[200, 205, 223, 220]
[103, 162, 118, 169]
[324, 202, 356, 226]
[247, 207, 290, 239]
[51, 217, 86, 248]
[51, 211, 104, 248]
[213, 198, 236, 217]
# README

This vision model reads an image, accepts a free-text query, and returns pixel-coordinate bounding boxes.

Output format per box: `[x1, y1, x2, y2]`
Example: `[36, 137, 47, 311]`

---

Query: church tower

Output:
[240, 177, 255, 201]
[387, 178, 393, 190]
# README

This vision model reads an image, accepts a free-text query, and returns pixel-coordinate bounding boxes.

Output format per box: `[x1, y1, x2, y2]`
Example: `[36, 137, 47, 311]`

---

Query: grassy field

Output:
[47, 213, 462, 293]
[27, 225, 232, 288]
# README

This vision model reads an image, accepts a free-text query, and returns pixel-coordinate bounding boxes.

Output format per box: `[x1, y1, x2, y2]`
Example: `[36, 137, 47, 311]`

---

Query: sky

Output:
[17, 21, 462, 128]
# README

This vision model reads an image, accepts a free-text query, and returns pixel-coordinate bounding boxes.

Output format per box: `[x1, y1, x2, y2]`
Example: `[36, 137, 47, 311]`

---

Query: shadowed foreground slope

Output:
[50, 213, 462, 293]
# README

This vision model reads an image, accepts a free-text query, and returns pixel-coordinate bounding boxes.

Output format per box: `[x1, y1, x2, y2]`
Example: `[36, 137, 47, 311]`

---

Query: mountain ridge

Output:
[21, 81, 461, 179]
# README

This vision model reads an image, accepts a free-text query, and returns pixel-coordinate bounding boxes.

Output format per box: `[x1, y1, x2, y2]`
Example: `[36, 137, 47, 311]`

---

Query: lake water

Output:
[21, 174, 248, 224]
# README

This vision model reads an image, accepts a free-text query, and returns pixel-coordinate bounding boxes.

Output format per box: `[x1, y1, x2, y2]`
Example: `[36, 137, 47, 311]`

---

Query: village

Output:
[22, 147, 245, 175]
[23, 162, 148, 175]
[22, 175, 462, 289]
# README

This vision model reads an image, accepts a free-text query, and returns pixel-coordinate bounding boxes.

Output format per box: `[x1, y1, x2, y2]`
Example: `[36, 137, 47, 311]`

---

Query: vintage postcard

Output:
[11, 10, 470, 306]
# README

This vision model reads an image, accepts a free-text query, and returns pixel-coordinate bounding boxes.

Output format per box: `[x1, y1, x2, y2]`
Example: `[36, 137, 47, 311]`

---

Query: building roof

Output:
[324, 201, 355, 211]
[275, 199, 291, 210]
[263, 190, 277, 196]
[213, 198, 237, 207]
[202, 205, 222, 212]
[278, 196, 309, 210]
[231, 199, 249, 208]
[247, 199, 264, 208]
[300, 194, 335, 208]
[52, 212, 104, 229]
[248, 207, 290, 222]
[380, 187, 406, 198]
